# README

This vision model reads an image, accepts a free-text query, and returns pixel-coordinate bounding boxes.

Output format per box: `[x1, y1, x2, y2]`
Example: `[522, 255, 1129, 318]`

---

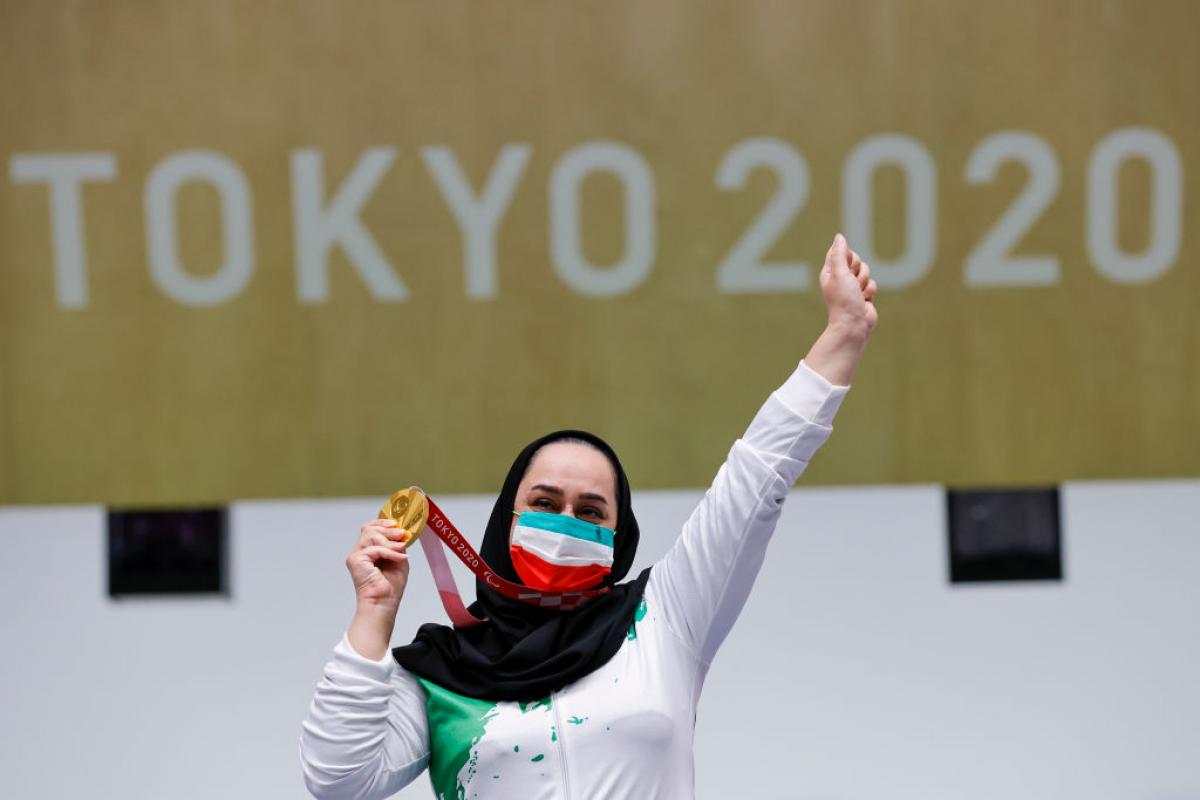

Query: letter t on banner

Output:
[10, 153, 117, 309]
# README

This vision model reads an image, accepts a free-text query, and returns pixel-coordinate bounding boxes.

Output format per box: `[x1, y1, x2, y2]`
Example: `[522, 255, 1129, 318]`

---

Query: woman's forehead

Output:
[520, 441, 617, 499]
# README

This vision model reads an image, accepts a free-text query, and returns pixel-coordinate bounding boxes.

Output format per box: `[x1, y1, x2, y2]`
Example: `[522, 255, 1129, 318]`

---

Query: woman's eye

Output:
[581, 507, 602, 519]
[533, 498, 554, 509]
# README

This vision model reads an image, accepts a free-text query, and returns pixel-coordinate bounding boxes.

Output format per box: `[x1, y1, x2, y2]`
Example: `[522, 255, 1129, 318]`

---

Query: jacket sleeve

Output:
[649, 359, 849, 665]
[299, 634, 431, 799]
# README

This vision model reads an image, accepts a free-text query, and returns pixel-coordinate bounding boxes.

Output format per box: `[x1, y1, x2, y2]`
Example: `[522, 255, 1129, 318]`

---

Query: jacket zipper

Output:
[551, 688, 572, 800]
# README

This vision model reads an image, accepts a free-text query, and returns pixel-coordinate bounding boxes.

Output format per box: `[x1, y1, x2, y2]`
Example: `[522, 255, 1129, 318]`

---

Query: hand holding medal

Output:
[344, 496, 417, 612]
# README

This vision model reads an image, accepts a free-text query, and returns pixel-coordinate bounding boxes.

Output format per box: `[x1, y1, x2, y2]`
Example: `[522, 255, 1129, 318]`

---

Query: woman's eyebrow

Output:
[529, 484, 610, 505]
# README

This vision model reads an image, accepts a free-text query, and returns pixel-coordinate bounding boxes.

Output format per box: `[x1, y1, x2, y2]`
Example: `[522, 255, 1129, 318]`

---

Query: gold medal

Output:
[379, 486, 429, 542]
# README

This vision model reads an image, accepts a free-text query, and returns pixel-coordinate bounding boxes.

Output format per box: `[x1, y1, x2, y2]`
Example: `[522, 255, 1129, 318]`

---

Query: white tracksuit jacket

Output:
[300, 360, 849, 799]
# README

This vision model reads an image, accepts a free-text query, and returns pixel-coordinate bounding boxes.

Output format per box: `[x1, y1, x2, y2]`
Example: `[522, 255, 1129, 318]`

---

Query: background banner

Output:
[1, 1, 1196, 505]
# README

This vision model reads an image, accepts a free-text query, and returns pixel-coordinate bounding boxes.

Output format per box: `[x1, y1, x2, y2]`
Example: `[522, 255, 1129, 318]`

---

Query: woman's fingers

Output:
[864, 279, 878, 301]
[845, 247, 874, 292]
[846, 248, 872, 293]
[361, 530, 408, 550]
[371, 526, 410, 544]
[359, 520, 389, 543]
[359, 520, 409, 547]
[361, 545, 409, 564]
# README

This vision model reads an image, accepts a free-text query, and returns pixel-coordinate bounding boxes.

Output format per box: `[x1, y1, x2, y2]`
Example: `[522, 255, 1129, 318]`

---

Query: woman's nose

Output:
[561, 504, 592, 520]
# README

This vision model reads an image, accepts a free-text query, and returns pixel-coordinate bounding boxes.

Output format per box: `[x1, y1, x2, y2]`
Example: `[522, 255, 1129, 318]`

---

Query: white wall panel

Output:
[1, 481, 1197, 799]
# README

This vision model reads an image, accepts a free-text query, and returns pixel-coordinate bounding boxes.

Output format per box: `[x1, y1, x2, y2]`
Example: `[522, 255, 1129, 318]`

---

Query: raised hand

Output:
[805, 234, 877, 385]
[819, 233, 878, 336]
[346, 518, 412, 610]
[345, 518, 413, 659]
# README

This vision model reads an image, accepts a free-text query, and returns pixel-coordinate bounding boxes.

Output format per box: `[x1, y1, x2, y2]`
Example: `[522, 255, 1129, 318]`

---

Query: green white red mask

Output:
[509, 511, 615, 592]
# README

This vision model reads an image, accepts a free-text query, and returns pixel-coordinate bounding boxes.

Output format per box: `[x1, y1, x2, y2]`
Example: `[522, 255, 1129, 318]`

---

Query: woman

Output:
[301, 234, 877, 799]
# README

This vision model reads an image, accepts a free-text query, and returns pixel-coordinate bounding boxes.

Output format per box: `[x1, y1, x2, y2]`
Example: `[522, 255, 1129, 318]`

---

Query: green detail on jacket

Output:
[626, 597, 649, 640]
[519, 696, 551, 714]
[417, 678, 500, 800]
[417, 679, 556, 799]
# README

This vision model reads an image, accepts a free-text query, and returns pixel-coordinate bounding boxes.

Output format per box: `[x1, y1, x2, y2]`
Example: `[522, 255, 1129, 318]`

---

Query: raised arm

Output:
[650, 234, 876, 664]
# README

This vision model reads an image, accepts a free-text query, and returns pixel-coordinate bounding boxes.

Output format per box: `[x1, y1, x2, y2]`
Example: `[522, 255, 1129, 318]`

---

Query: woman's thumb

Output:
[823, 233, 848, 277]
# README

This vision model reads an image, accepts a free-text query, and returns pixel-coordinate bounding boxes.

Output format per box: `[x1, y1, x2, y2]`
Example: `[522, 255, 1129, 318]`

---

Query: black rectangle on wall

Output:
[947, 487, 1062, 584]
[108, 508, 227, 596]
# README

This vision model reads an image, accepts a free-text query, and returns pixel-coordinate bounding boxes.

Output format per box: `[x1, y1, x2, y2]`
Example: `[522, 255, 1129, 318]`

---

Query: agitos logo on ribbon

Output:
[379, 487, 612, 628]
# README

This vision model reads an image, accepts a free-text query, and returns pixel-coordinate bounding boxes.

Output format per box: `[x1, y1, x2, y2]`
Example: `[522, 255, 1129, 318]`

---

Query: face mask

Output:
[509, 511, 616, 592]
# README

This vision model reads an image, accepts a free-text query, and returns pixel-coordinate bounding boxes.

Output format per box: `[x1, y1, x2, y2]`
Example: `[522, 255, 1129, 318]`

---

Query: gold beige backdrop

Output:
[1, 1, 1196, 506]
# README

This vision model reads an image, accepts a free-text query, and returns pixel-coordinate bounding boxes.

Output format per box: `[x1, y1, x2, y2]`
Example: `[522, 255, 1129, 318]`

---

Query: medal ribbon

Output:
[413, 494, 612, 627]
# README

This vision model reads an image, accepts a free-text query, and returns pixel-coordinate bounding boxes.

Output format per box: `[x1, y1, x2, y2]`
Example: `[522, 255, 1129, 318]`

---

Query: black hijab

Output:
[392, 429, 651, 702]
